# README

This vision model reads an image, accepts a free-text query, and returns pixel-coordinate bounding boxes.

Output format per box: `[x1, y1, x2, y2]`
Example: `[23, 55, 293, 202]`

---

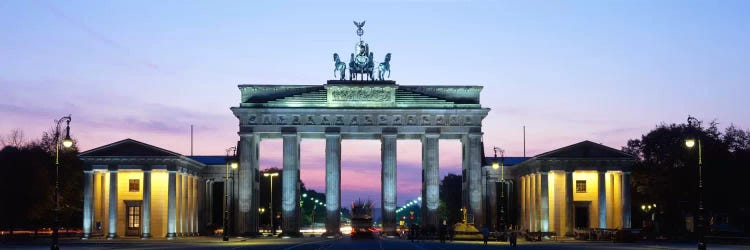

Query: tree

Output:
[439, 174, 462, 225]
[0, 128, 83, 235]
[0, 128, 25, 148]
[624, 118, 750, 236]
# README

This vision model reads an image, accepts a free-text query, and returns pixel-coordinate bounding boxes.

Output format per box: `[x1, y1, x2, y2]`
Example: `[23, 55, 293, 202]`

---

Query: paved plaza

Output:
[2, 236, 749, 250]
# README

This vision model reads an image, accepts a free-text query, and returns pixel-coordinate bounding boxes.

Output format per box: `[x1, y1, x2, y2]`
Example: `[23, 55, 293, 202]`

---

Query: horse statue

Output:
[333, 53, 347, 80]
[378, 53, 391, 80]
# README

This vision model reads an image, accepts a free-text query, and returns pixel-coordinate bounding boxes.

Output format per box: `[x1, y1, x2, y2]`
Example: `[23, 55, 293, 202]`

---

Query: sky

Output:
[2, 0, 749, 208]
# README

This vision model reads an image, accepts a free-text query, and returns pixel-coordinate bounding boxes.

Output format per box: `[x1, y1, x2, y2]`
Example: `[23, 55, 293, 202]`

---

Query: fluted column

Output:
[462, 132, 483, 227]
[380, 129, 398, 236]
[565, 171, 574, 235]
[281, 129, 301, 236]
[82, 170, 93, 239]
[187, 174, 193, 236]
[176, 173, 182, 236]
[166, 170, 177, 238]
[325, 130, 342, 236]
[239, 133, 260, 235]
[181, 173, 187, 236]
[207, 180, 213, 226]
[107, 170, 118, 239]
[621, 172, 631, 228]
[521, 175, 527, 230]
[141, 169, 152, 238]
[540, 171, 549, 232]
[598, 170, 607, 228]
[421, 131, 440, 229]
[529, 173, 536, 231]
[194, 176, 200, 235]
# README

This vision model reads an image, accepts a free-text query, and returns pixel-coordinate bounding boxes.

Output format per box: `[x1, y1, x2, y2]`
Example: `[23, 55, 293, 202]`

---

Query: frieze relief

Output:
[330, 88, 391, 102]
[245, 114, 481, 127]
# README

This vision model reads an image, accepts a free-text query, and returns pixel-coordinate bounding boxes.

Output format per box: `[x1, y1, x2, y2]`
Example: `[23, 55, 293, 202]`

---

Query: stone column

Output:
[181, 173, 188, 236]
[141, 169, 152, 238]
[176, 173, 182, 236]
[187, 174, 193, 236]
[107, 170, 118, 239]
[463, 132, 483, 227]
[194, 176, 200, 235]
[519, 175, 529, 230]
[239, 133, 260, 235]
[207, 180, 213, 226]
[167, 170, 177, 238]
[324, 130, 342, 236]
[529, 173, 536, 231]
[540, 171, 549, 232]
[598, 170, 607, 228]
[82, 170, 93, 239]
[565, 171, 574, 235]
[380, 129, 398, 236]
[281, 129, 301, 236]
[621, 172, 631, 228]
[421, 131, 440, 229]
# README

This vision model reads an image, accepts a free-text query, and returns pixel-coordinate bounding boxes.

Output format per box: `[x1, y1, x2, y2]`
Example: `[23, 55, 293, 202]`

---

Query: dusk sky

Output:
[2, 0, 749, 207]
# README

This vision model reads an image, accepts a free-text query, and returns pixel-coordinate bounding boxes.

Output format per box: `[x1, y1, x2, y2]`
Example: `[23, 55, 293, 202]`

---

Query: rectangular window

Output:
[129, 179, 139, 192]
[576, 180, 586, 193]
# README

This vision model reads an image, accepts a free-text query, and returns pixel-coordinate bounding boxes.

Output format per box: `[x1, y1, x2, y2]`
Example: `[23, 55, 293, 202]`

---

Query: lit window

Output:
[576, 180, 586, 193]
[129, 179, 140, 192]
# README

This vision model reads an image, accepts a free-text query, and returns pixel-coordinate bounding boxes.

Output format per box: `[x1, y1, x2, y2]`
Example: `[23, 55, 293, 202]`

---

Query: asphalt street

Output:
[2, 236, 749, 250]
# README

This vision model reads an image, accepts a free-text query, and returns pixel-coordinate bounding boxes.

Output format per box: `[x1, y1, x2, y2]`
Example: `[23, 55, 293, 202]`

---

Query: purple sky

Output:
[2, 1, 749, 207]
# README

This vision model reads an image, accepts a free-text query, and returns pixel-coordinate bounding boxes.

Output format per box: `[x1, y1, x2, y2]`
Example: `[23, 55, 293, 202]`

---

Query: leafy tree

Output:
[624, 118, 750, 236]
[0, 128, 82, 235]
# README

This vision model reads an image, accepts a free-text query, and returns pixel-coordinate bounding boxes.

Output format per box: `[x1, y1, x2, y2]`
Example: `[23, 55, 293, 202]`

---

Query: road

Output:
[1, 236, 749, 250]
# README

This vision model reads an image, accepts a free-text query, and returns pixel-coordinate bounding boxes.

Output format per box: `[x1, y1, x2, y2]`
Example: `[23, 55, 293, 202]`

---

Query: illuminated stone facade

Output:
[484, 141, 634, 236]
[231, 80, 490, 236]
[80, 139, 203, 239]
[79, 80, 491, 238]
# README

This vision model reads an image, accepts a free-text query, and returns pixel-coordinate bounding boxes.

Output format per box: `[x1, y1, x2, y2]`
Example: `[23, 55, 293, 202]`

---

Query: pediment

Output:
[536, 140, 633, 159]
[79, 139, 181, 157]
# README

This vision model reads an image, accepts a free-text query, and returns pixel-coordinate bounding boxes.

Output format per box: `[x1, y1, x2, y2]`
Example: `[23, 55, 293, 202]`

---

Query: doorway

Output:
[124, 200, 142, 236]
[574, 201, 591, 229]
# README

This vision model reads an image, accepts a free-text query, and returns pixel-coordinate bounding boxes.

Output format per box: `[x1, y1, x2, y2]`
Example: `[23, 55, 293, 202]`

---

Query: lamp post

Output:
[223, 147, 238, 241]
[685, 116, 706, 250]
[263, 172, 279, 235]
[51, 115, 73, 250]
[491, 147, 504, 238]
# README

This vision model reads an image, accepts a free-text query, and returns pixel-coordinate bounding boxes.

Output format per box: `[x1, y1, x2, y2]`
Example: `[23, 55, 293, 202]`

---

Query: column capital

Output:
[382, 127, 398, 136]
[239, 131, 257, 138]
[281, 127, 298, 135]
[107, 165, 119, 172]
[466, 132, 483, 138]
[142, 166, 153, 172]
[325, 127, 341, 135]
[423, 131, 440, 139]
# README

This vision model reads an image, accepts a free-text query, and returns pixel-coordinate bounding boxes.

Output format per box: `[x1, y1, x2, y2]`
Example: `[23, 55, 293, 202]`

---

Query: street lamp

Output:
[223, 146, 238, 241]
[263, 172, 279, 235]
[51, 115, 72, 250]
[685, 116, 706, 250]
[491, 146, 505, 238]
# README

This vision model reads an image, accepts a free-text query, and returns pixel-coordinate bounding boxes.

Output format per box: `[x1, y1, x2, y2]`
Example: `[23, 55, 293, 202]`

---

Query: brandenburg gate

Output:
[231, 80, 490, 236]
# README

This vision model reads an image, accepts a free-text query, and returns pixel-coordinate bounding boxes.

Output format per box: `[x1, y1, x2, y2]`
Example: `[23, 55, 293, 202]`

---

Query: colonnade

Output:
[81, 168, 200, 239]
[519, 170, 631, 236]
[237, 128, 485, 236]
